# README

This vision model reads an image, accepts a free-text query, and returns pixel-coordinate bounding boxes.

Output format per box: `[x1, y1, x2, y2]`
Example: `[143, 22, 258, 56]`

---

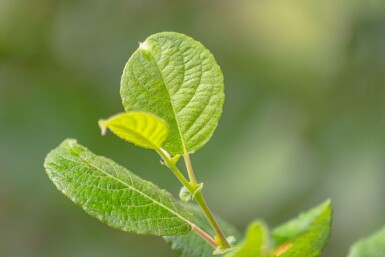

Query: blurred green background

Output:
[1, 0, 385, 256]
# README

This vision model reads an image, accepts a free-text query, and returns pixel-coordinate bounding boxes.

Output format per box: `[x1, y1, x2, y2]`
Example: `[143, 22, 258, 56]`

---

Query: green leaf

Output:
[164, 203, 240, 257]
[348, 225, 385, 257]
[272, 200, 332, 257]
[44, 139, 193, 236]
[225, 221, 270, 257]
[272, 200, 331, 245]
[121, 32, 224, 155]
[98, 111, 168, 150]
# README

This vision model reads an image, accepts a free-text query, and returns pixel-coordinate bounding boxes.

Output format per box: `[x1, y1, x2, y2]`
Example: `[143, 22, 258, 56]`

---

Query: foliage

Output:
[120, 32, 224, 155]
[45, 139, 192, 236]
[271, 200, 332, 257]
[44, 32, 385, 256]
[348, 225, 385, 257]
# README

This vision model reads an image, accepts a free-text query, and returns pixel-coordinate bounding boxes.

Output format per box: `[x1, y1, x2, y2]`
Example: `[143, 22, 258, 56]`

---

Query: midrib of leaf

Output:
[144, 48, 188, 154]
[67, 142, 192, 226]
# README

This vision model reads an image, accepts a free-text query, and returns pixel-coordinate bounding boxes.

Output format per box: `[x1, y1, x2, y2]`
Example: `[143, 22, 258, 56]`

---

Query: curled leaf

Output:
[99, 111, 168, 150]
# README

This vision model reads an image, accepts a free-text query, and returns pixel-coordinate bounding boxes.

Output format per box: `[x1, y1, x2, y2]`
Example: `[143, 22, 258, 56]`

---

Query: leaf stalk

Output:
[190, 223, 217, 248]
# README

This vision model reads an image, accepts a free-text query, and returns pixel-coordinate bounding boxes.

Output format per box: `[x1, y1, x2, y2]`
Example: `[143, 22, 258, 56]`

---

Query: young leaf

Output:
[272, 200, 332, 257]
[348, 225, 385, 257]
[121, 32, 225, 155]
[99, 111, 168, 150]
[225, 221, 270, 257]
[179, 183, 203, 202]
[164, 203, 240, 257]
[44, 139, 193, 236]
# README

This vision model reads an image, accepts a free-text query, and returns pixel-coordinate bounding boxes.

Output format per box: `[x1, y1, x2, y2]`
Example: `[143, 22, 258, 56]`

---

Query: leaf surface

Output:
[44, 139, 193, 236]
[164, 203, 240, 257]
[348, 225, 385, 257]
[225, 221, 270, 257]
[121, 32, 224, 155]
[99, 111, 168, 150]
[272, 200, 330, 245]
[272, 200, 332, 257]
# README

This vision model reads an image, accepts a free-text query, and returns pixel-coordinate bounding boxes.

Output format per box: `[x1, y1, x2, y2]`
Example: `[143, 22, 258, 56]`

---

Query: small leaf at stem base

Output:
[179, 183, 204, 202]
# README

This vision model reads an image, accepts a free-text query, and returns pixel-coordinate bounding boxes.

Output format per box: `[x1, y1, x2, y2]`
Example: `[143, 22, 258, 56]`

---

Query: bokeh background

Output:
[1, 0, 385, 256]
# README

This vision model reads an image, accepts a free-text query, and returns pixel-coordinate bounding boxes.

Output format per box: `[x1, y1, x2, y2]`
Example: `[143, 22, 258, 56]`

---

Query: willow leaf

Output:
[272, 200, 332, 257]
[44, 139, 193, 236]
[272, 200, 331, 245]
[121, 32, 224, 155]
[99, 111, 168, 150]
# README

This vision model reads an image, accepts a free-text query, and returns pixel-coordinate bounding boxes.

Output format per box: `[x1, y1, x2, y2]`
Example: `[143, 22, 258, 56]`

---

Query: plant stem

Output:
[183, 149, 197, 184]
[156, 149, 191, 189]
[157, 149, 230, 249]
[194, 191, 231, 248]
[183, 151, 230, 249]
[156, 149, 218, 247]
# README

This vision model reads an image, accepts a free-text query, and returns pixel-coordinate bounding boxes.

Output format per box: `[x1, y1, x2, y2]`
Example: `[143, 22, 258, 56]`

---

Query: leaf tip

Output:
[98, 119, 108, 136]
[322, 198, 333, 212]
[66, 138, 78, 147]
[139, 41, 149, 51]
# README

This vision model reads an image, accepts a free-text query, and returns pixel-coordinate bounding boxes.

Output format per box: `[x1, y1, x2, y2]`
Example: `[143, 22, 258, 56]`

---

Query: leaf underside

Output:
[99, 111, 169, 150]
[164, 203, 240, 257]
[348, 225, 385, 257]
[272, 200, 332, 257]
[44, 139, 193, 236]
[121, 31, 224, 155]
